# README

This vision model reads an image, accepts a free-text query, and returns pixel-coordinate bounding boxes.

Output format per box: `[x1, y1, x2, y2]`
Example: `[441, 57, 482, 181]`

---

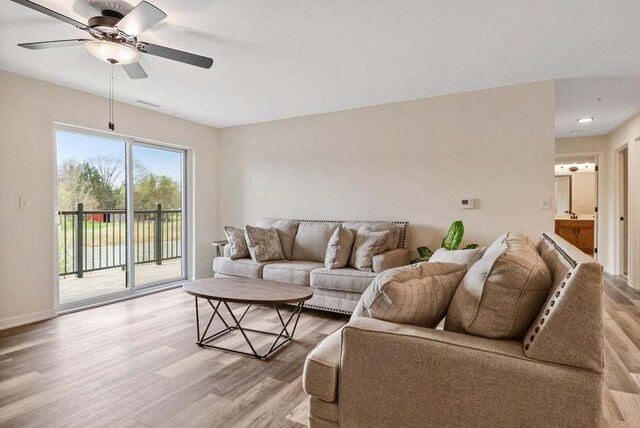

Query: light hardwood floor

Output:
[0, 274, 638, 427]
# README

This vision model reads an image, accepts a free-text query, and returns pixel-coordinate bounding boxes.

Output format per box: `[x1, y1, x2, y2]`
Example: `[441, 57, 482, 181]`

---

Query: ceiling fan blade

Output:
[18, 39, 90, 50]
[138, 42, 213, 69]
[117, 1, 166, 36]
[9, 0, 88, 30]
[122, 62, 148, 79]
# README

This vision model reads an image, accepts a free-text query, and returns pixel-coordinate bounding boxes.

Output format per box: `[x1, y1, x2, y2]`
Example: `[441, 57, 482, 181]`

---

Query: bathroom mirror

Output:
[555, 175, 572, 216]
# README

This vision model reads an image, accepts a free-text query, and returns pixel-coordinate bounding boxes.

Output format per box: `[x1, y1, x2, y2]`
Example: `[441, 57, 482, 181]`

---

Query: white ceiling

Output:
[555, 77, 640, 138]
[2, 0, 640, 131]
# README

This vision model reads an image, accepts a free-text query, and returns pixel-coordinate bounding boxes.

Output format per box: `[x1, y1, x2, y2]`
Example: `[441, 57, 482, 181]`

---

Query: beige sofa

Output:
[213, 219, 410, 314]
[303, 232, 604, 427]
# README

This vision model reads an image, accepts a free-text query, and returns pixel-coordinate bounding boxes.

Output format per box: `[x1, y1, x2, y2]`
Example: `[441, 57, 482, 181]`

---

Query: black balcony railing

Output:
[58, 203, 182, 277]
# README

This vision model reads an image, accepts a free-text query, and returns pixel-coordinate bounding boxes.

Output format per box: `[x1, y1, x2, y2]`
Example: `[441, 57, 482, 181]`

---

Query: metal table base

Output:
[193, 297, 305, 359]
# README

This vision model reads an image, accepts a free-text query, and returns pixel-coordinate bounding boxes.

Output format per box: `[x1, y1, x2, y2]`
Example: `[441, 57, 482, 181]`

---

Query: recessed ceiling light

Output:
[577, 117, 594, 123]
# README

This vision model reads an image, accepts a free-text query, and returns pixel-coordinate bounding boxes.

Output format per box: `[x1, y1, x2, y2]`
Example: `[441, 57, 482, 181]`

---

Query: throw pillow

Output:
[429, 247, 486, 268]
[352, 262, 467, 327]
[256, 218, 299, 260]
[325, 226, 355, 269]
[244, 225, 285, 262]
[444, 237, 553, 339]
[490, 232, 536, 250]
[224, 226, 249, 260]
[342, 222, 400, 251]
[292, 223, 340, 263]
[349, 226, 391, 272]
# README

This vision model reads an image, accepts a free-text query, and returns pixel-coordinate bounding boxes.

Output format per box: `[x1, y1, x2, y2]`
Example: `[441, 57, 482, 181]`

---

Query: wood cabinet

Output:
[554, 219, 595, 255]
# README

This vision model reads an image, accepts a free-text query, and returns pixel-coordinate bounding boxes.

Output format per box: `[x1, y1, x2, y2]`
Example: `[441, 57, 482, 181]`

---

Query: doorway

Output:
[55, 128, 187, 309]
[554, 157, 598, 257]
[619, 147, 629, 279]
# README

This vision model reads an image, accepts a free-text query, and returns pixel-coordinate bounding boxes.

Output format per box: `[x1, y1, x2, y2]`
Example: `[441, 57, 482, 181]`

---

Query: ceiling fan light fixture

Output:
[84, 40, 139, 65]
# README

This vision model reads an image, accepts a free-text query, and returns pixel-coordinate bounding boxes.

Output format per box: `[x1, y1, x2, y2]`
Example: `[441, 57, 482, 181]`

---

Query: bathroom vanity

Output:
[554, 219, 595, 255]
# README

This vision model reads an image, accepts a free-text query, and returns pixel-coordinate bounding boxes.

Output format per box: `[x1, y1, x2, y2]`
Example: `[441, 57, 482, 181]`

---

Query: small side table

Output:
[211, 240, 227, 257]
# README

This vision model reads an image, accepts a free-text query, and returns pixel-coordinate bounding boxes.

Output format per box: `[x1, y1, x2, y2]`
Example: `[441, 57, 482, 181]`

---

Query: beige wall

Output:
[0, 70, 220, 328]
[556, 135, 608, 154]
[219, 81, 556, 254]
[0, 73, 564, 328]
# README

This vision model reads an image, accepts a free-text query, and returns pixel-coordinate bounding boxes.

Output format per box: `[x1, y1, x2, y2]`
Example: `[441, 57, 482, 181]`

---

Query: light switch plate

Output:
[19, 196, 30, 209]
[539, 196, 551, 210]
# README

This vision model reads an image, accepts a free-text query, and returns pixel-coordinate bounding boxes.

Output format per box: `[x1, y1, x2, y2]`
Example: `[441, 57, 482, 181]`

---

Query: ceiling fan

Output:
[10, 0, 214, 79]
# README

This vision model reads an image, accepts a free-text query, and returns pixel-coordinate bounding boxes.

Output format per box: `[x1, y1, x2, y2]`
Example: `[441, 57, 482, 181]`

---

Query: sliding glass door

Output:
[57, 131, 129, 305]
[56, 129, 187, 309]
[132, 143, 185, 288]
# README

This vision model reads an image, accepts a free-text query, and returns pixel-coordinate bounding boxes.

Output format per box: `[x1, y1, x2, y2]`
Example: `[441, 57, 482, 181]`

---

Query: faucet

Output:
[564, 211, 578, 219]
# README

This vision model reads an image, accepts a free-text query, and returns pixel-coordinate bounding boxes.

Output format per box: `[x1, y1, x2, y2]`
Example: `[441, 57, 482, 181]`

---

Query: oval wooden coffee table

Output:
[183, 277, 313, 359]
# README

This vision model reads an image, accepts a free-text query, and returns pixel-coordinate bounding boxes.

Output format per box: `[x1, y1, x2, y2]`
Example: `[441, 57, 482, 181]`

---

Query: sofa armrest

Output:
[303, 328, 342, 402]
[223, 244, 231, 258]
[338, 317, 602, 427]
[372, 249, 410, 273]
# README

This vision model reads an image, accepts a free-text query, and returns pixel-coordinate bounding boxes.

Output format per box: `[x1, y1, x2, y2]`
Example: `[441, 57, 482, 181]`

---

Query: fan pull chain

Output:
[108, 61, 115, 131]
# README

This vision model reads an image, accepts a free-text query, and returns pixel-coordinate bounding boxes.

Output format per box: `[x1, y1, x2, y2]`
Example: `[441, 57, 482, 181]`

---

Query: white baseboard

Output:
[0, 309, 56, 331]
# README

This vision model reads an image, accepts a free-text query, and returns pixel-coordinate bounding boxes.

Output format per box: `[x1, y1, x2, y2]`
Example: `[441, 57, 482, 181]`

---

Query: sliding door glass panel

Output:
[56, 131, 128, 305]
[132, 144, 185, 287]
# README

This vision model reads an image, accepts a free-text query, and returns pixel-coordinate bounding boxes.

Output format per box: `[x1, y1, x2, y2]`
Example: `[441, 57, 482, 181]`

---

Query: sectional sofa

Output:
[213, 218, 410, 314]
[303, 232, 604, 427]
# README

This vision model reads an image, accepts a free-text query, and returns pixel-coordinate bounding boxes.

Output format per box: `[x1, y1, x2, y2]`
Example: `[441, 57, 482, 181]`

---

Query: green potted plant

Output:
[411, 220, 478, 264]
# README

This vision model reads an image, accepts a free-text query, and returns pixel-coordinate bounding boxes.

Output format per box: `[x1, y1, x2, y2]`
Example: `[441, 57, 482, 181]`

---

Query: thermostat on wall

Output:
[461, 198, 475, 209]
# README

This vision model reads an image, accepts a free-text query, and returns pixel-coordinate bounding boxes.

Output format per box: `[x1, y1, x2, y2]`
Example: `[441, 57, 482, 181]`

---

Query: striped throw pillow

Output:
[352, 262, 467, 327]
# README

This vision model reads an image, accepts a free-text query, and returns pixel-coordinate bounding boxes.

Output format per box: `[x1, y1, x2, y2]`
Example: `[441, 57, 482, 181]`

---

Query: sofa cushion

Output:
[213, 257, 275, 279]
[244, 225, 286, 262]
[256, 218, 299, 260]
[303, 327, 342, 402]
[342, 221, 401, 250]
[349, 227, 390, 272]
[292, 222, 340, 263]
[445, 235, 553, 339]
[325, 226, 355, 269]
[429, 247, 486, 268]
[311, 267, 377, 294]
[263, 261, 325, 285]
[352, 262, 467, 327]
[223, 226, 250, 260]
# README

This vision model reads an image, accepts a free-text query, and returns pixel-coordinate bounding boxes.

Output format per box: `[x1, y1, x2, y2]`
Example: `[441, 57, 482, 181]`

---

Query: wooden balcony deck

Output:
[59, 259, 182, 305]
